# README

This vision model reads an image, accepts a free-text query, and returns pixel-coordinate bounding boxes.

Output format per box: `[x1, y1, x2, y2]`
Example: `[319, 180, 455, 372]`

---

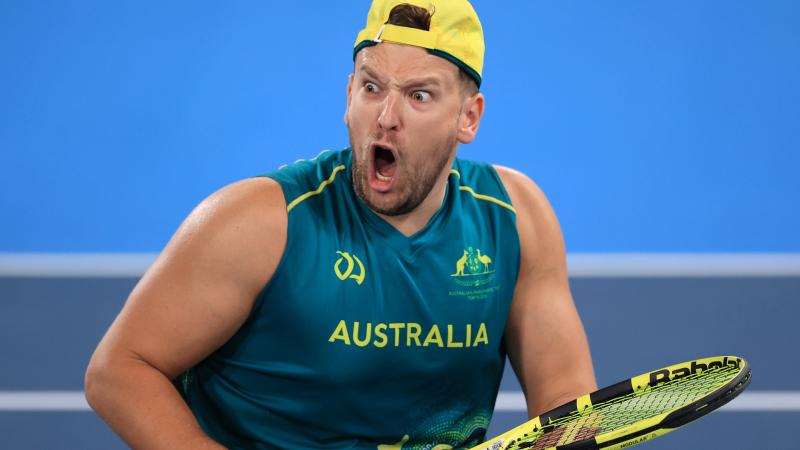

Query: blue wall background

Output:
[2, 0, 798, 253]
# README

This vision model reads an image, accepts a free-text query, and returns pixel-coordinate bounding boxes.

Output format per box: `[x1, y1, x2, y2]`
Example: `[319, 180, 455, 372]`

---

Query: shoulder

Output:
[492, 165, 565, 273]
[492, 165, 548, 212]
[169, 176, 288, 289]
[189, 176, 286, 237]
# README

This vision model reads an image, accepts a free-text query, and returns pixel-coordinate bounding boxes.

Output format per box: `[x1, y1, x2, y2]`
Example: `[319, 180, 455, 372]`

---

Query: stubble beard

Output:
[349, 131, 456, 217]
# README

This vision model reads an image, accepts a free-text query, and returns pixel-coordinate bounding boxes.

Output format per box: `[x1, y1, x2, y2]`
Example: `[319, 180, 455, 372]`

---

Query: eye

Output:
[364, 82, 380, 93]
[412, 90, 432, 102]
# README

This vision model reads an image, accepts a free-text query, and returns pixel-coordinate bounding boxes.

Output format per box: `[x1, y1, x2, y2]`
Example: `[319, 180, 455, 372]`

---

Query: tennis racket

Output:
[470, 355, 751, 450]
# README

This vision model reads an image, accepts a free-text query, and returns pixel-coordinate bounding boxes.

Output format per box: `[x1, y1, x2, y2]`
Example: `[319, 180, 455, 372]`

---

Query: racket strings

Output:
[503, 364, 740, 450]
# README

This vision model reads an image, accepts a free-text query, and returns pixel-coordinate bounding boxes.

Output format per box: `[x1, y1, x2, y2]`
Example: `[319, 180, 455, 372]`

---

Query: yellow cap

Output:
[353, 0, 485, 87]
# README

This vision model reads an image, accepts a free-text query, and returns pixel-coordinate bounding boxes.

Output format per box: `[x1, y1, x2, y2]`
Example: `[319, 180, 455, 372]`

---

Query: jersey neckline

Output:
[343, 148, 457, 259]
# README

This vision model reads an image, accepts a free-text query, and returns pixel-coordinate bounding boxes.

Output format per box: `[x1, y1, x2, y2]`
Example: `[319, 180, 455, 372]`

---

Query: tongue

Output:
[375, 153, 397, 178]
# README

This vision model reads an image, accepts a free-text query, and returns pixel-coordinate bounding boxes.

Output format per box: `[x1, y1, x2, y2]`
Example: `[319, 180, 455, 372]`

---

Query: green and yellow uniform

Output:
[181, 148, 520, 449]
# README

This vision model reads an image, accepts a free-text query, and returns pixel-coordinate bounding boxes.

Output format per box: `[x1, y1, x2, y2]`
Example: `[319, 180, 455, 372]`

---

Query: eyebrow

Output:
[359, 64, 443, 90]
[360, 65, 387, 84]
[403, 76, 443, 90]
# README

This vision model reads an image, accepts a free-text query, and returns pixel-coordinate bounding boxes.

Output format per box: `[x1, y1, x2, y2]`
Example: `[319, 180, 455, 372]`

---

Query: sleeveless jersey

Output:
[182, 148, 521, 449]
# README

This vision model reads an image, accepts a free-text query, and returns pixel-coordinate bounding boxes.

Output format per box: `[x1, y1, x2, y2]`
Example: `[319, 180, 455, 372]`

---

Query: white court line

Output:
[0, 390, 798, 412]
[567, 253, 800, 277]
[0, 391, 90, 411]
[0, 253, 156, 278]
[2, 253, 800, 278]
[494, 391, 800, 412]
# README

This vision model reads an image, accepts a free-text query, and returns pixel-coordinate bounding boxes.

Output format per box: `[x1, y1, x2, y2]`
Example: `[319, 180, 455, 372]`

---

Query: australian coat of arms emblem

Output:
[451, 246, 495, 287]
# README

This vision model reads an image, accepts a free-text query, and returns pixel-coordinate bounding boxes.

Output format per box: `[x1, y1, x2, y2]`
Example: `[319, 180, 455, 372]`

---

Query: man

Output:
[85, 1, 595, 449]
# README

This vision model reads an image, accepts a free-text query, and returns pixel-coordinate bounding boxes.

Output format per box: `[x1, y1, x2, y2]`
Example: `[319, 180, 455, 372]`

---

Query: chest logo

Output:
[449, 247, 499, 299]
[452, 247, 493, 277]
[334, 251, 366, 285]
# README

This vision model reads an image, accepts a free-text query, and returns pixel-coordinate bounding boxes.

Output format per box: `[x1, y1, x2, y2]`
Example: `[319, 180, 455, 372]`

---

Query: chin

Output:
[357, 188, 404, 216]
[365, 193, 401, 215]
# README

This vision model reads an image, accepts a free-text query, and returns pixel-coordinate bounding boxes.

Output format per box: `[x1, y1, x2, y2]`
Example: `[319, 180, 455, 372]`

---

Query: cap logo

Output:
[373, 24, 386, 42]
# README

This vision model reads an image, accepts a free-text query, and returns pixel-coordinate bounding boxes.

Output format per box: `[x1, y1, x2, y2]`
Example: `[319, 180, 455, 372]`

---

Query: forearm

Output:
[85, 357, 225, 450]
[527, 382, 596, 419]
[524, 359, 597, 418]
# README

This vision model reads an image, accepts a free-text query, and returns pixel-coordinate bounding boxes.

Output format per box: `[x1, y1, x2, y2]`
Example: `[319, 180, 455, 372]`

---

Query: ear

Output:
[344, 73, 354, 126]
[456, 92, 485, 144]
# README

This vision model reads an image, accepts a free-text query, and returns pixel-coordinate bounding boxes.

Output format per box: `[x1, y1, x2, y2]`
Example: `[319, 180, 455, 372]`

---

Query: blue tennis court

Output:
[1, 267, 798, 449]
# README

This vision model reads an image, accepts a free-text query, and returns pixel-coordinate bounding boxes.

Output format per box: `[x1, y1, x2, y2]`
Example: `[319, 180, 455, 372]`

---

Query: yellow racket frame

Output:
[471, 356, 751, 450]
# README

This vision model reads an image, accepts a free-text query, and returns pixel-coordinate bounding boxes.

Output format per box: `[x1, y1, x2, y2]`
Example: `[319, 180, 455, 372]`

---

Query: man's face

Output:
[345, 43, 473, 216]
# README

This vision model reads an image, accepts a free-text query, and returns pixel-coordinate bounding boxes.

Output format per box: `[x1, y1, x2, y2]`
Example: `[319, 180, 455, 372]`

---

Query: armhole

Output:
[486, 164, 523, 296]
[486, 164, 518, 224]
[249, 174, 292, 314]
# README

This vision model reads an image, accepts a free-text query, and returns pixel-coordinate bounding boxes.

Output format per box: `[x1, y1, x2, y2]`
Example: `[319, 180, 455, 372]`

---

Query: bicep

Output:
[94, 178, 286, 379]
[496, 165, 596, 417]
[504, 269, 596, 416]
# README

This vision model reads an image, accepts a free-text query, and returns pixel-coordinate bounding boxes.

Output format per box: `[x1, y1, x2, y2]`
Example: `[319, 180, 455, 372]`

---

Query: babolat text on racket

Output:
[471, 355, 751, 450]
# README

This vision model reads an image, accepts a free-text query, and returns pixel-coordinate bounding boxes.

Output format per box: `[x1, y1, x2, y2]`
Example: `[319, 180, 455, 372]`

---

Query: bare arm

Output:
[85, 177, 287, 449]
[495, 166, 596, 418]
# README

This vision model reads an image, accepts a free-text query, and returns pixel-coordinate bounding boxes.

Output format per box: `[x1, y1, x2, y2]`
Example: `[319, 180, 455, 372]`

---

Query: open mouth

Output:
[369, 144, 398, 192]
[373, 145, 397, 181]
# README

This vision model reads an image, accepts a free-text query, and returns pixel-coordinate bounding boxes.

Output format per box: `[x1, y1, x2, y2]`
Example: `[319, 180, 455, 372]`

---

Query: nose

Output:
[377, 91, 401, 131]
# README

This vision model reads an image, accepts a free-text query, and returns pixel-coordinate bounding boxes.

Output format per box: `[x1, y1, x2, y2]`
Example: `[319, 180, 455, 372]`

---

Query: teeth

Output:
[376, 171, 393, 182]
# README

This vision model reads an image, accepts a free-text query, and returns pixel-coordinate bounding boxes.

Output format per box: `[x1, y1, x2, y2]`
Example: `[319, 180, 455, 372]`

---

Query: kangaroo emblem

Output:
[452, 247, 493, 277]
[454, 250, 468, 276]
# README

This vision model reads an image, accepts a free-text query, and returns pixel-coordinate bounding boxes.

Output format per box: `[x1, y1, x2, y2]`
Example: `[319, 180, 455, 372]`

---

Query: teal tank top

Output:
[182, 148, 521, 449]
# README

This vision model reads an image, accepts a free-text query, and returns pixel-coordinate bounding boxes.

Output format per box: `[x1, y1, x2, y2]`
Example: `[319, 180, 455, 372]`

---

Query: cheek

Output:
[414, 102, 458, 128]
[348, 96, 379, 127]
[408, 112, 457, 145]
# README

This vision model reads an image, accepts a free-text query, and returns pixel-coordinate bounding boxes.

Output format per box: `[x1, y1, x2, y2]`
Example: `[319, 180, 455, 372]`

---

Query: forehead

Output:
[355, 43, 460, 82]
